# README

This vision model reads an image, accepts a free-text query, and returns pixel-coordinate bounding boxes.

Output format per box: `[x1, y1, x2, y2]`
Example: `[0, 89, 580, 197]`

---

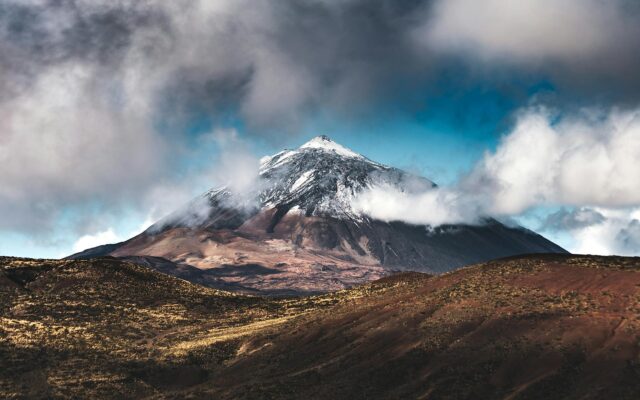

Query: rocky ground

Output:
[1, 254, 640, 399]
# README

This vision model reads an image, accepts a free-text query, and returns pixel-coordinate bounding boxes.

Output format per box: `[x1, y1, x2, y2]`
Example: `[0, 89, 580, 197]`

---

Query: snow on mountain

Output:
[254, 135, 435, 220]
[290, 169, 315, 192]
[151, 135, 433, 231]
[298, 135, 364, 159]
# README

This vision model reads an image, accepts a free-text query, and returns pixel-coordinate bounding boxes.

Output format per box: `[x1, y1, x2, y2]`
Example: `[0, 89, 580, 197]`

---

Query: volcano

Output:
[70, 135, 566, 294]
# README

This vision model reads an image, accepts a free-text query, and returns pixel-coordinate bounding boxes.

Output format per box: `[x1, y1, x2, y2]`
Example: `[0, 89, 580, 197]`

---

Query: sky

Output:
[1, 0, 640, 258]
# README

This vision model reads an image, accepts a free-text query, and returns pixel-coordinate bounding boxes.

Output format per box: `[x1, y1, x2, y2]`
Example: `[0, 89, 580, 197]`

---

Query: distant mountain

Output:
[69, 135, 566, 294]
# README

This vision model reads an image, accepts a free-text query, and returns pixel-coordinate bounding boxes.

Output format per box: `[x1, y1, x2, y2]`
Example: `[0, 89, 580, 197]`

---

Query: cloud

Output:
[422, 0, 632, 61]
[468, 107, 640, 212]
[71, 215, 153, 254]
[353, 106, 640, 231]
[419, 0, 640, 103]
[0, 0, 433, 239]
[143, 128, 264, 232]
[2, 0, 640, 256]
[0, 63, 164, 233]
[0, 0, 435, 131]
[71, 228, 120, 253]
[203, 129, 262, 197]
[352, 183, 482, 227]
[539, 208, 605, 232]
[616, 219, 640, 255]
[564, 208, 640, 256]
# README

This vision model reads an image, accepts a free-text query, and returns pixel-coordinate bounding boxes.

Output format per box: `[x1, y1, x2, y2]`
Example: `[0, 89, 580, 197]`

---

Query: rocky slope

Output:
[2, 255, 640, 399]
[70, 136, 566, 294]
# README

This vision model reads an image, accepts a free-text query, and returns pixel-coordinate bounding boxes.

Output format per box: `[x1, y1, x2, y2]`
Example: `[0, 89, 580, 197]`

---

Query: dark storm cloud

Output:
[0, 0, 440, 236]
[420, 0, 640, 106]
[2, 0, 640, 238]
[3, 0, 640, 130]
[0, 1, 169, 100]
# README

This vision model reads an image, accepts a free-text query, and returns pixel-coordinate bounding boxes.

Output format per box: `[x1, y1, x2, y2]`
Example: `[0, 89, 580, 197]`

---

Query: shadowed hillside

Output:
[2, 255, 640, 399]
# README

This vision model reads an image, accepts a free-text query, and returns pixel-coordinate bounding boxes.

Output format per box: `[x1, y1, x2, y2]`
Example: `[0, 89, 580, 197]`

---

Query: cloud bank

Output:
[469, 107, 640, 213]
[354, 106, 640, 255]
[0, 0, 433, 240]
[2, 0, 640, 255]
[542, 207, 640, 256]
[353, 184, 482, 227]
[423, 0, 639, 62]
[420, 0, 640, 102]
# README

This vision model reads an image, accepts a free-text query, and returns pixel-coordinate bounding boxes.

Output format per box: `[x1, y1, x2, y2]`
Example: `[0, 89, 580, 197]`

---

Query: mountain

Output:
[3, 254, 640, 399]
[70, 135, 566, 294]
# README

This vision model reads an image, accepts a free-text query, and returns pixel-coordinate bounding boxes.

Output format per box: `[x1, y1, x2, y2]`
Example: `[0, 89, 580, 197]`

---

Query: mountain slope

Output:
[210, 254, 640, 399]
[3, 255, 640, 399]
[70, 136, 566, 294]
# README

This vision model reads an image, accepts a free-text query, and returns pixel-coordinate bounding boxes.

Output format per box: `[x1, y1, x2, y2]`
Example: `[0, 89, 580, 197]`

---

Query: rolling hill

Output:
[2, 254, 639, 399]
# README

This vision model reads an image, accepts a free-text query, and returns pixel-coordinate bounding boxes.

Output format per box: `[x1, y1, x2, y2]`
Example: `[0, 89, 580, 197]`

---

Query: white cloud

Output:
[353, 106, 640, 257]
[0, 63, 164, 232]
[138, 128, 264, 232]
[352, 183, 481, 226]
[564, 208, 640, 256]
[72, 229, 121, 253]
[469, 107, 640, 212]
[70, 216, 153, 254]
[203, 129, 262, 197]
[420, 0, 637, 64]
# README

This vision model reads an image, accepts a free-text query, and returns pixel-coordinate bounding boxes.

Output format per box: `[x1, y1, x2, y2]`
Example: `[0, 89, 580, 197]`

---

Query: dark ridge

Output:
[66, 241, 126, 260]
[267, 203, 293, 233]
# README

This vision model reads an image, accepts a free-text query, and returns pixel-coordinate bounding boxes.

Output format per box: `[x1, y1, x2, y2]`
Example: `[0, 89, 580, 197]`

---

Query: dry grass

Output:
[2, 254, 640, 399]
[0, 256, 393, 399]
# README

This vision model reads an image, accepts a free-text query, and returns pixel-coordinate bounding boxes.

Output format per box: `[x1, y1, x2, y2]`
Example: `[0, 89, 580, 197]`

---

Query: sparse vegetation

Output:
[1, 254, 640, 399]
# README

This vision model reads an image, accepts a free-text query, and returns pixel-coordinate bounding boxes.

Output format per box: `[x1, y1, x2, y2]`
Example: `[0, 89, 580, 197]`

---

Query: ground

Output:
[1, 254, 640, 399]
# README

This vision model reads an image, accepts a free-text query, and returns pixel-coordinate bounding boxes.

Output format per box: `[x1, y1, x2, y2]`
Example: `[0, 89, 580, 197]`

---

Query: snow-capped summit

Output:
[153, 136, 414, 233]
[256, 135, 433, 219]
[259, 135, 365, 172]
[298, 135, 363, 159]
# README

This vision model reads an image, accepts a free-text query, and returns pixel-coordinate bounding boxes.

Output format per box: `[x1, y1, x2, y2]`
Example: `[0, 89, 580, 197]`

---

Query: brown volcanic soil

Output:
[110, 223, 387, 295]
[97, 206, 565, 295]
[2, 254, 640, 399]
